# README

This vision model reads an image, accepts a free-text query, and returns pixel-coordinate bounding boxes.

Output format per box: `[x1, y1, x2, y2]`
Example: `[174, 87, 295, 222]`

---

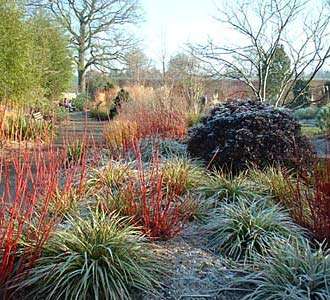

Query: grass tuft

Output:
[88, 160, 134, 195]
[14, 211, 165, 300]
[199, 171, 257, 205]
[248, 167, 296, 204]
[204, 197, 305, 263]
[161, 157, 206, 196]
[233, 240, 330, 299]
[139, 138, 187, 162]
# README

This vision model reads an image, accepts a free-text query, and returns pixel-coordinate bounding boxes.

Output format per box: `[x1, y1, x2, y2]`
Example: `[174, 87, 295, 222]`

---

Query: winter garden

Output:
[0, 0, 330, 299]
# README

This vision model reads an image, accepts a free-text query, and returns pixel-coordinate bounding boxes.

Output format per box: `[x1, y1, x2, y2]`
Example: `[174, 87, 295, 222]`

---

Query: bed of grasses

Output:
[0, 87, 329, 299]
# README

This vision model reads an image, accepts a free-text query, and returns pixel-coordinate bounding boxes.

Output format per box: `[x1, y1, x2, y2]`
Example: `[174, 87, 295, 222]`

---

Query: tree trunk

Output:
[78, 67, 86, 94]
[78, 22, 86, 94]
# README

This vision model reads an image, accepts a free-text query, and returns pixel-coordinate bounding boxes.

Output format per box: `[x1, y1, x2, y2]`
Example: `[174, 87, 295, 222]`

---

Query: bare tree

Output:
[191, 0, 330, 107]
[28, 0, 141, 93]
[124, 48, 152, 85]
[160, 29, 168, 87]
[167, 53, 206, 112]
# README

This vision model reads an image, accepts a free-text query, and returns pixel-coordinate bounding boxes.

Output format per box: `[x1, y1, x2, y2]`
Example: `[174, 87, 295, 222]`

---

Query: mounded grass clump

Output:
[249, 167, 312, 225]
[236, 241, 330, 299]
[199, 171, 258, 204]
[248, 167, 296, 204]
[88, 160, 134, 194]
[161, 157, 206, 196]
[204, 198, 305, 263]
[15, 212, 164, 300]
[103, 120, 139, 152]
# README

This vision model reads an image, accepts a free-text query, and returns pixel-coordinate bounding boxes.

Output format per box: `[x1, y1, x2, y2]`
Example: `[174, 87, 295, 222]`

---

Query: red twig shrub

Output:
[103, 100, 187, 154]
[309, 179, 330, 242]
[0, 145, 87, 295]
[125, 105, 187, 139]
[101, 146, 192, 240]
[293, 159, 330, 243]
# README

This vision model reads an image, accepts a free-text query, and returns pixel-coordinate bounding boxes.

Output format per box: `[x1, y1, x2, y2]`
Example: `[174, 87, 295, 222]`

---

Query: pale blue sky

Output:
[138, 0, 225, 64]
[135, 0, 329, 71]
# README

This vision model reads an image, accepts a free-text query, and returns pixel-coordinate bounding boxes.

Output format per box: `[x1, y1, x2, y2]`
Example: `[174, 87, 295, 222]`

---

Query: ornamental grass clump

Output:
[100, 149, 198, 240]
[103, 99, 187, 155]
[246, 166, 317, 232]
[161, 157, 206, 196]
[139, 138, 187, 162]
[65, 140, 86, 167]
[248, 166, 298, 207]
[204, 197, 305, 263]
[119, 102, 187, 140]
[103, 119, 139, 153]
[88, 160, 134, 196]
[199, 171, 257, 205]
[3, 113, 53, 142]
[14, 212, 164, 300]
[233, 241, 330, 300]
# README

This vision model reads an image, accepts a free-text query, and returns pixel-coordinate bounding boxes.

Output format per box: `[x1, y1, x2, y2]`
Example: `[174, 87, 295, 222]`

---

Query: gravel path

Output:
[145, 224, 242, 300]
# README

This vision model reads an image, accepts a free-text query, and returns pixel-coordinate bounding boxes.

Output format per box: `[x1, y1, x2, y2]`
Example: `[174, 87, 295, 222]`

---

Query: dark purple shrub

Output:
[187, 100, 314, 173]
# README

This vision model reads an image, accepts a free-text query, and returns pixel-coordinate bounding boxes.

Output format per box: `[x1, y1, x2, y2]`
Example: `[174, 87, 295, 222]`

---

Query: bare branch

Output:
[27, 0, 142, 92]
[191, 0, 330, 106]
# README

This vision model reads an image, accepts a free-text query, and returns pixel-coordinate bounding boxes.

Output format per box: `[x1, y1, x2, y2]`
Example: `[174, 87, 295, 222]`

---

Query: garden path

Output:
[54, 111, 107, 147]
[0, 112, 108, 200]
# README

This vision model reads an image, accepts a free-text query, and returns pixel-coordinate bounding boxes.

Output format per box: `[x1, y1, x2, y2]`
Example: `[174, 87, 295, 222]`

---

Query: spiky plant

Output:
[178, 192, 209, 222]
[248, 167, 296, 204]
[248, 166, 312, 225]
[199, 171, 257, 205]
[88, 160, 134, 195]
[14, 212, 164, 300]
[48, 188, 82, 217]
[235, 240, 330, 300]
[65, 140, 85, 166]
[204, 198, 305, 263]
[161, 157, 206, 196]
